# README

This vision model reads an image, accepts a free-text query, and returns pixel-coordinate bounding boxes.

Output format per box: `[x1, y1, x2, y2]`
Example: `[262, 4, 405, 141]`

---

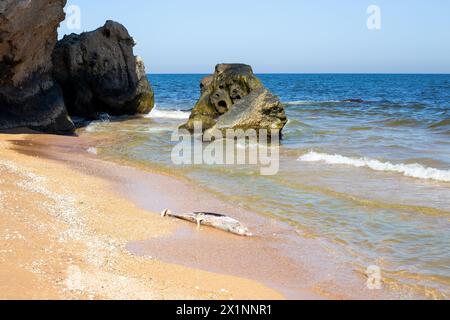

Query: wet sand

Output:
[0, 131, 280, 300]
[0, 130, 418, 299]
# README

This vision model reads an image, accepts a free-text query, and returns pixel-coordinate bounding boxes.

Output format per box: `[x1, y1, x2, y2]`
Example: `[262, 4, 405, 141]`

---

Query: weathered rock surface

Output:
[0, 0, 75, 134]
[181, 64, 287, 135]
[206, 88, 287, 136]
[52, 20, 154, 119]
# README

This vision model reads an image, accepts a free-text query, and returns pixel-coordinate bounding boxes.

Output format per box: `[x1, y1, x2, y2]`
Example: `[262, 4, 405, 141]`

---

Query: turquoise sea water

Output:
[83, 74, 450, 298]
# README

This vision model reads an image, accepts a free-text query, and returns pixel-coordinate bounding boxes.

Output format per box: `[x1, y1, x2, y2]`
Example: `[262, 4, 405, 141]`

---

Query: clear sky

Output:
[58, 0, 450, 74]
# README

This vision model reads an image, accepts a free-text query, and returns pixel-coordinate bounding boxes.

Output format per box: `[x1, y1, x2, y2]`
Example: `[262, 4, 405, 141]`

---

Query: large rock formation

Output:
[52, 21, 154, 119]
[206, 88, 287, 136]
[0, 0, 75, 134]
[181, 64, 287, 136]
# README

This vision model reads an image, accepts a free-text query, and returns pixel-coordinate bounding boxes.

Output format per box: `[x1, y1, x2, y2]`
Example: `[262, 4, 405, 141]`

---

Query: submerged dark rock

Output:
[0, 0, 75, 134]
[342, 99, 365, 103]
[181, 64, 287, 136]
[52, 20, 155, 119]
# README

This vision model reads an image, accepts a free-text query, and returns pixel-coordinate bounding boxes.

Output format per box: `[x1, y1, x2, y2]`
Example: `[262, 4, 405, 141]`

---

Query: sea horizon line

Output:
[147, 72, 450, 75]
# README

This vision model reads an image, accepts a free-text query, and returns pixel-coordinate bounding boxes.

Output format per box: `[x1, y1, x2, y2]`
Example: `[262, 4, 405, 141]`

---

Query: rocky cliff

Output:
[0, 2, 154, 134]
[0, 0, 75, 133]
[52, 21, 154, 119]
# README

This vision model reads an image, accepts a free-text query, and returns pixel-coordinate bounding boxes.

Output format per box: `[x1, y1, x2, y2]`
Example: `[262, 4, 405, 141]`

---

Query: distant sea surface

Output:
[82, 74, 450, 298]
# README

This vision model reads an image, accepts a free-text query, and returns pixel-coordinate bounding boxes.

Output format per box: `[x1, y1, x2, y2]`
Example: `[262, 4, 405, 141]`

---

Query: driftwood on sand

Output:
[161, 209, 253, 237]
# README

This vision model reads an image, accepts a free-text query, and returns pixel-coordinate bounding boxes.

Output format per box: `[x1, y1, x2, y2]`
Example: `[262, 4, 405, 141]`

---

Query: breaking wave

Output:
[85, 120, 110, 133]
[145, 106, 190, 120]
[298, 152, 450, 182]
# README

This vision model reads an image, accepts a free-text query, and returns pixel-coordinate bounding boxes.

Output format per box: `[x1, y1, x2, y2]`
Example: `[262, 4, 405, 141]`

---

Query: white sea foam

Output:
[298, 152, 450, 182]
[145, 106, 190, 120]
[87, 147, 97, 155]
[85, 115, 111, 133]
[85, 122, 104, 133]
[145, 127, 174, 133]
[236, 141, 278, 150]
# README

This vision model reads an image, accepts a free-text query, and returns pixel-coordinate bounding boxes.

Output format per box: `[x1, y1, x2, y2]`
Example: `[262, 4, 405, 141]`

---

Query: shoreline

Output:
[0, 132, 282, 300]
[0, 131, 425, 299]
[2, 1, 449, 302]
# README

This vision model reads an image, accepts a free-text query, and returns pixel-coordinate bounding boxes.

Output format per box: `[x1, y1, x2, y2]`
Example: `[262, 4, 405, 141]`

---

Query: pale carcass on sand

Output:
[161, 209, 253, 237]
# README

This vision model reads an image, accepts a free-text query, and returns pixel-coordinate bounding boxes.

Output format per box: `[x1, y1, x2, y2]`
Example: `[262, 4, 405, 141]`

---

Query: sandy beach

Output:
[1, 130, 426, 300]
[2, 1, 449, 303]
[0, 131, 286, 300]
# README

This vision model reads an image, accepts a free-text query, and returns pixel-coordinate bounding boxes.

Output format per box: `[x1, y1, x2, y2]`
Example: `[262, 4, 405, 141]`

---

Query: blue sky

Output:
[58, 1, 450, 74]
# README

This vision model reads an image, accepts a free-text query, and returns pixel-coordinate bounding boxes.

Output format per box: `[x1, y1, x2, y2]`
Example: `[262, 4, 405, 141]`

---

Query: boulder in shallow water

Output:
[0, 0, 75, 134]
[181, 64, 287, 136]
[206, 88, 287, 136]
[52, 20, 155, 119]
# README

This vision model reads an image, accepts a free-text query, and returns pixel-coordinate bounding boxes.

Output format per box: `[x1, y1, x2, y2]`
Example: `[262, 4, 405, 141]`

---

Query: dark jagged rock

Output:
[0, 0, 75, 134]
[181, 64, 287, 136]
[52, 20, 155, 119]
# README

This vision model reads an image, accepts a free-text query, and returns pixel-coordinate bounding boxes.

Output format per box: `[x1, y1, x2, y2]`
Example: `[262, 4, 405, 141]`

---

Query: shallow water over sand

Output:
[81, 74, 450, 298]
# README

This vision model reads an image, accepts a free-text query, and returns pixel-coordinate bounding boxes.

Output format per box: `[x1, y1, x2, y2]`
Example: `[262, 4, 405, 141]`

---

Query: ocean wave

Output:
[85, 121, 109, 133]
[428, 118, 450, 129]
[236, 141, 278, 150]
[145, 106, 190, 120]
[145, 127, 175, 133]
[284, 100, 436, 111]
[84, 113, 112, 133]
[284, 99, 370, 106]
[284, 100, 342, 106]
[374, 118, 422, 128]
[348, 126, 373, 131]
[285, 119, 312, 128]
[298, 152, 450, 182]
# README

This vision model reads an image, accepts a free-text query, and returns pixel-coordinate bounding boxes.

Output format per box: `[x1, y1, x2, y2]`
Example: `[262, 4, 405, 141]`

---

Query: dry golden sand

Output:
[0, 134, 282, 300]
